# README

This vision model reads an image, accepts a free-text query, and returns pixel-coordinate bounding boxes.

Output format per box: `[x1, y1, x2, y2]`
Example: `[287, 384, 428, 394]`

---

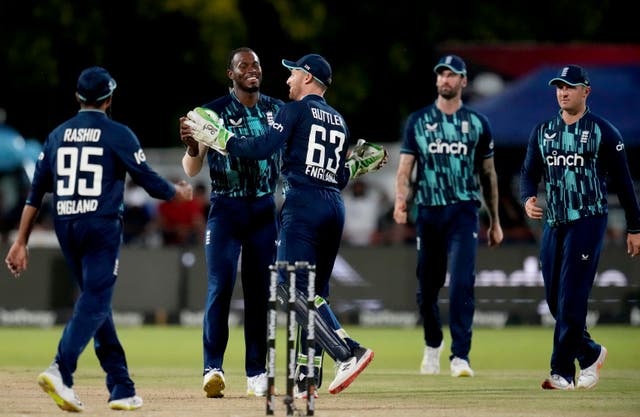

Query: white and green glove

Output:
[184, 107, 234, 155]
[346, 139, 389, 179]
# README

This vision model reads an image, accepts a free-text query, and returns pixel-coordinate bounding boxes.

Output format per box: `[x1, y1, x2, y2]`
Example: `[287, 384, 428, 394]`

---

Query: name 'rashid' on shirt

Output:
[63, 128, 102, 142]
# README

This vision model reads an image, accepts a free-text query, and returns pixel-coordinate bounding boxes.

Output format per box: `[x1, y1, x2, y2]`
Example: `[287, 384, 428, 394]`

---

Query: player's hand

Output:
[173, 180, 193, 202]
[487, 222, 504, 247]
[346, 139, 388, 179]
[5, 243, 28, 278]
[393, 199, 407, 224]
[179, 116, 200, 157]
[524, 196, 543, 220]
[627, 233, 640, 258]
[184, 107, 233, 155]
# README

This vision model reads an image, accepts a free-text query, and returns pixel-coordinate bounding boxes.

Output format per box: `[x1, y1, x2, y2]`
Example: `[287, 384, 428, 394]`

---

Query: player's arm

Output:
[393, 153, 415, 224]
[600, 126, 640, 233]
[479, 156, 503, 247]
[182, 143, 206, 177]
[5, 204, 39, 278]
[5, 136, 56, 277]
[180, 116, 207, 176]
[226, 132, 283, 160]
[185, 106, 283, 159]
[226, 110, 291, 160]
[520, 125, 544, 210]
[598, 122, 640, 257]
[113, 127, 181, 201]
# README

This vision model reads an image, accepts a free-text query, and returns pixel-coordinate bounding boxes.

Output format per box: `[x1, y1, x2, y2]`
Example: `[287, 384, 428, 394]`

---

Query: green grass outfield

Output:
[1, 325, 639, 416]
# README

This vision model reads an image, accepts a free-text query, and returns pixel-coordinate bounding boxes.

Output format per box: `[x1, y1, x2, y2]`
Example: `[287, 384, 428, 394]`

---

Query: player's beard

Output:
[239, 79, 261, 94]
[437, 85, 458, 100]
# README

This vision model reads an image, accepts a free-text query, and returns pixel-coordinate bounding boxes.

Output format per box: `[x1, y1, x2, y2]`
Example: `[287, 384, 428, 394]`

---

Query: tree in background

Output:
[1, 0, 635, 148]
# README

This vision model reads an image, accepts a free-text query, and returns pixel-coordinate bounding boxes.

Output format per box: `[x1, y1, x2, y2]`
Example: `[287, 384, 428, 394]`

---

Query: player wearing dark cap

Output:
[394, 54, 504, 378]
[181, 52, 386, 397]
[521, 64, 640, 390]
[211, 53, 381, 396]
[5, 66, 193, 411]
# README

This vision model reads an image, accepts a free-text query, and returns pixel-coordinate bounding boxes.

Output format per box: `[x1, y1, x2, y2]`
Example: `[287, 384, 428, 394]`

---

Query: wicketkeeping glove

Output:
[184, 107, 234, 155]
[346, 139, 389, 179]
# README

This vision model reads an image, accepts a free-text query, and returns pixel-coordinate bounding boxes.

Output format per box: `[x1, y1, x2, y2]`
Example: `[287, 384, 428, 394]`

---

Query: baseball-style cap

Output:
[77, 66, 117, 102]
[433, 55, 467, 76]
[548, 65, 590, 87]
[282, 54, 332, 87]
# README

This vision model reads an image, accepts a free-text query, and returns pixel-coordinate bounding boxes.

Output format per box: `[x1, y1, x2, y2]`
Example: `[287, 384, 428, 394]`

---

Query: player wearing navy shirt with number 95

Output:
[5, 66, 193, 412]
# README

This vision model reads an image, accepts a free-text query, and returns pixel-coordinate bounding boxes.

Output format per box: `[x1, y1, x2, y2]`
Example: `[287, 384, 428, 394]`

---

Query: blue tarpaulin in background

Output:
[471, 65, 640, 147]
[0, 125, 26, 172]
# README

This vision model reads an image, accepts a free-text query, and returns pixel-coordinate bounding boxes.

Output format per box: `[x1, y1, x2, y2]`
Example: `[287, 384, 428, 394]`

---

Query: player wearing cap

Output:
[394, 55, 503, 378]
[4, 66, 193, 411]
[230, 53, 378, 396]
[185, 53, 382, 396]
[521, 64, 640, 390]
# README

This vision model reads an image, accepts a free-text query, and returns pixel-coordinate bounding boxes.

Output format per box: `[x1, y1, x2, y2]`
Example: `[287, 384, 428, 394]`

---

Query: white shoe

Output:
[203, 368, 225, 398]
[109, 395, 143, 410]
[328, 347, 374, 394]
[247, 372, 268, 397]
[577, 346, 607, 389]
[420, 341, 444, 374]
[450, 357, 474, 377]
[541, 374, 575, 390]
[37, 363, 84, 412]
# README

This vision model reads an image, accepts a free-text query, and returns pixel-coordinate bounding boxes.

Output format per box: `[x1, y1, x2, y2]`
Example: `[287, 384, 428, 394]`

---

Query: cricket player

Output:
[394, 55, 503, 378]
[179, 47, 284, 399]
[521, 64, 640, 390]
[5, 66, 193, 411]
[182, 53, 388, 396]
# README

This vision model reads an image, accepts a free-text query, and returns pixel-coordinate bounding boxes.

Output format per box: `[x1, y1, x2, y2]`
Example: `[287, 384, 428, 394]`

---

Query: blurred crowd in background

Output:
[1, 149, 631, 250]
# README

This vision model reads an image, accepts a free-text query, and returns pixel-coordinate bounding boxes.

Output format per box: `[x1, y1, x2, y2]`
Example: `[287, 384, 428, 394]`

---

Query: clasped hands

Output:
[183, 107, 234, 155]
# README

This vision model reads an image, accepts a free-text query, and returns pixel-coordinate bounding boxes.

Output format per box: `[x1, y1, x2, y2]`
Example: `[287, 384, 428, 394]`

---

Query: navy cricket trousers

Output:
[276, 186, 344, 298]
[54, 216, 135, 401]
[415, 201, 479, 362]
[276, 186, 357, 363]
[202, 194, 277, 377]
[540, 215, 606, 382]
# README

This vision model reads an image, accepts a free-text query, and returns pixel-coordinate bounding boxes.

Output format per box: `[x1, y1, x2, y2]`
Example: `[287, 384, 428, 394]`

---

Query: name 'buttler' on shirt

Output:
[311, 108, 342, 126]
[304, 107, 343, 184]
